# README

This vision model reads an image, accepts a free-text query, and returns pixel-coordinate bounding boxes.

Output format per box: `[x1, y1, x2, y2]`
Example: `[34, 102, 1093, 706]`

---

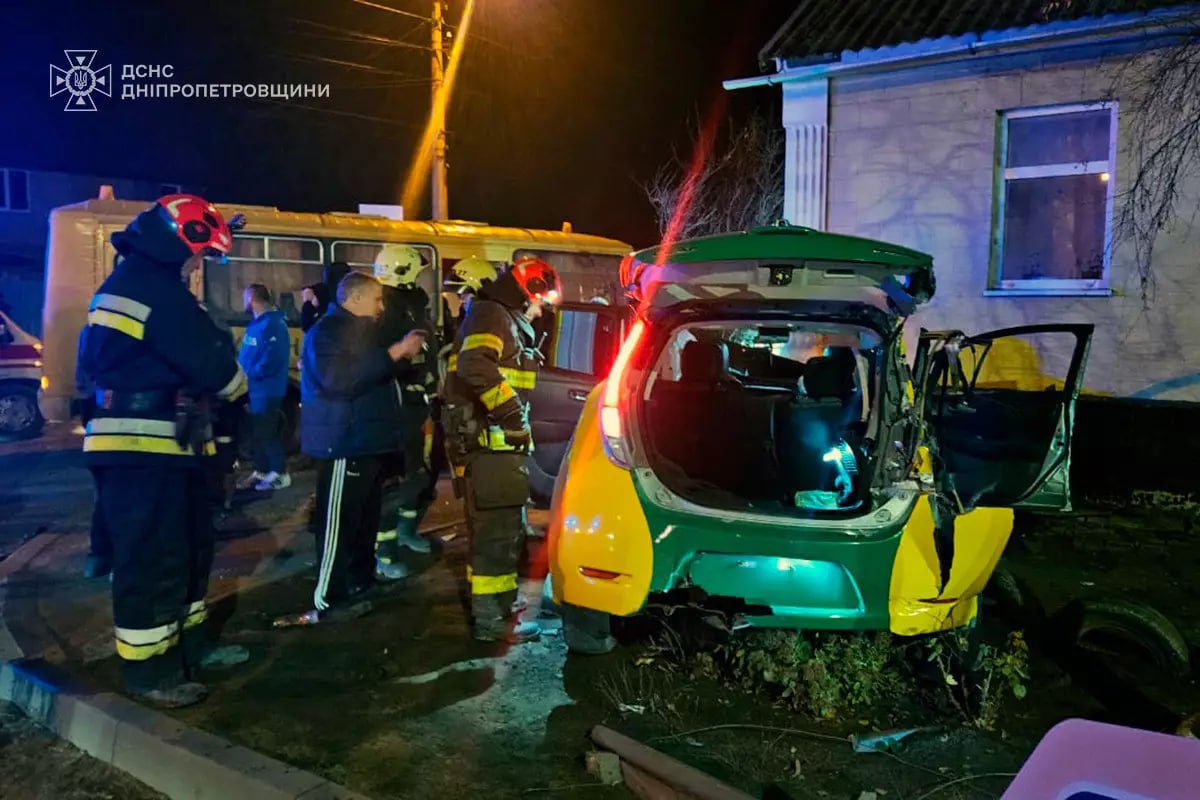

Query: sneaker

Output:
[255, 472, 291, 491]
[132, 681, 208, 709]
[376, 559, 409, 581]
[236, 471, 265, 491]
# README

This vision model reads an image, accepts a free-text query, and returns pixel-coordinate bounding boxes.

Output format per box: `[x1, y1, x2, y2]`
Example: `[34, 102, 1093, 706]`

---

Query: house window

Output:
[160, 183, 182, 195]
[990, 102, 1117, 295]
[0, 169, 30, 212]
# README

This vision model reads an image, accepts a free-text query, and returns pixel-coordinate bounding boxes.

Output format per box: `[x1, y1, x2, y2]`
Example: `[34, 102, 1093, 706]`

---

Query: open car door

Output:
[526, 302, 627, 503]
[912, 324, 1093, 512]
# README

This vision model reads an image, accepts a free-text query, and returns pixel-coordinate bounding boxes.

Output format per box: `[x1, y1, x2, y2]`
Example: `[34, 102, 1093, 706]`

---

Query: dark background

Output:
[2, 0, 791, 247]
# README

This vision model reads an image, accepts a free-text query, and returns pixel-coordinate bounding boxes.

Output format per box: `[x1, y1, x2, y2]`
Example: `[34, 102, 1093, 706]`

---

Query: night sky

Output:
[3, 0, 793, 247]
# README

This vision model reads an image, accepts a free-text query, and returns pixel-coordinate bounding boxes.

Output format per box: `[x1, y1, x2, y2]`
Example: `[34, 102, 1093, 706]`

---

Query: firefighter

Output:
[442, 256, 561, 643]
[79, 194, 250, 708]
[372, 245, 440, 575]
[437, 256, 499, 492]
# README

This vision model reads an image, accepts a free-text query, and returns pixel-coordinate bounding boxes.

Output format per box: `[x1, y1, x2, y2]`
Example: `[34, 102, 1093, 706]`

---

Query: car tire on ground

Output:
[0, 382, 44, 439]
[561, 602, 616, 655]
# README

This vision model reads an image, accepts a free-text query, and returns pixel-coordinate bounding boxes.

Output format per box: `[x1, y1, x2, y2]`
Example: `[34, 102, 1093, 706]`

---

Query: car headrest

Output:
[680, 340, 730, 383]
[803, 348, 857, 399]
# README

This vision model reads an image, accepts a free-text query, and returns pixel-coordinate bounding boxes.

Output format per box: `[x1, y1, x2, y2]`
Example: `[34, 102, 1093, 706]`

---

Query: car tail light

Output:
[580, 566, 621, 581]
[600, 318, 646, 468]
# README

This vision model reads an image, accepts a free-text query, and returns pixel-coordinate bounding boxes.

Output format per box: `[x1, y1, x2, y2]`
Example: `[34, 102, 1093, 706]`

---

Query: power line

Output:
[249, 97, 427, 130]
[274, 51, 431, 78]
[290, 17, 432, 50]
[349, 0, 432, 23]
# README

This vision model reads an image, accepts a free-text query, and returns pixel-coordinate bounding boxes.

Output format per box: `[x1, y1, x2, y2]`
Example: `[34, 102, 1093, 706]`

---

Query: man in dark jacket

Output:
[300, 271, 425, 617]
[79, 193, 249, 707]
[237, 283, 292, 491]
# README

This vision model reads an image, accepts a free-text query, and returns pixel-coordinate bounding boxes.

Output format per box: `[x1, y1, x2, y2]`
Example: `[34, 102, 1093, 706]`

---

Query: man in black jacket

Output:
[300, 271, 425, 617]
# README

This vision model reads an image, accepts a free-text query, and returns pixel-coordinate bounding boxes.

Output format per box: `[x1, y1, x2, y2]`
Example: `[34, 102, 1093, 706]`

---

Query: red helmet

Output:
[511, 256, 562, 305]
[156, 194, 233, 257]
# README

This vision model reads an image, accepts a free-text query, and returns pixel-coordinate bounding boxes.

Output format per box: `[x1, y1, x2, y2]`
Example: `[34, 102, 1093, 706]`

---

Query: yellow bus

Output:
[40, 191, 632, 423]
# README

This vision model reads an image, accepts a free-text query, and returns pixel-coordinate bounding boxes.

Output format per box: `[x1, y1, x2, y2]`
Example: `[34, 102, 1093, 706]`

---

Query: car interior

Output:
[920, 333, 1074, 508]
[641, 322, 878, 516]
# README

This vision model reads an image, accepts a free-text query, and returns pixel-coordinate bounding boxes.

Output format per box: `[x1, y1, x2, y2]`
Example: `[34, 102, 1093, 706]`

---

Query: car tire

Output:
[0, 383, 44, 439]
[562, 602, 616, 655]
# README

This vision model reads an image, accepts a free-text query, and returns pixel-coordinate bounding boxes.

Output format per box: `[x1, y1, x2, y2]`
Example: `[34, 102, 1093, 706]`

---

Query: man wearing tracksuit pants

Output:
[299, 271, 426, 616]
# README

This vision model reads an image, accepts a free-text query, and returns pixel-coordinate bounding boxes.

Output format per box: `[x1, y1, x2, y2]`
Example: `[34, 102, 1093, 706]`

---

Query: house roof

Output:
[763, 0, 1197, 64]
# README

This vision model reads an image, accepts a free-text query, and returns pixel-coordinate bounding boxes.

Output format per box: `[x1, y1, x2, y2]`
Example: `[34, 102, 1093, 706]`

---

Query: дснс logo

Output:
[50, 50, 112, 111]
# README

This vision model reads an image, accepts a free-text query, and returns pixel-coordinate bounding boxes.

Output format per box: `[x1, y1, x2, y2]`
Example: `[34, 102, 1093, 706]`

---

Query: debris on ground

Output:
[585, 750, 624, 785]
[849, 727, 931, 753]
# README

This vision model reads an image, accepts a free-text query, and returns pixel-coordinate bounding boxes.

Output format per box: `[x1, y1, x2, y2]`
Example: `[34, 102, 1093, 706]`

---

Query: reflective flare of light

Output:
[400, 0, 477, 214]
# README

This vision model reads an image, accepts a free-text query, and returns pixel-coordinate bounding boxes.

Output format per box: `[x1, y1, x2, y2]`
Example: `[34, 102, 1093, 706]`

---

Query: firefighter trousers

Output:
[90, 465, 213, 692]
[376, 433, 436, 564]
[313, 456, 384, 611]
[463, 451, 529, 632]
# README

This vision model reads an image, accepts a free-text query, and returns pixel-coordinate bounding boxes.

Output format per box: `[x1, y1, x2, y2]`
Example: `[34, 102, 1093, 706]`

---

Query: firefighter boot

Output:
[374, 530, 410, 581]
[394, 511, 431, 553]
[472, 591, 540, 644]
[132, 682, 209, 709]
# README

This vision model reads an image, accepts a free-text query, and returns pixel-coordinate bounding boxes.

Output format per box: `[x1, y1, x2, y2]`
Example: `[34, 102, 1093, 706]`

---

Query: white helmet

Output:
[374, 244, 427, 288]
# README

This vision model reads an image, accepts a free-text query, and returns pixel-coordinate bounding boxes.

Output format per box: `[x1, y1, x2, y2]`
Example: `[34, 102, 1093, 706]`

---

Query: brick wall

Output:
[823, 48, 1200, 401]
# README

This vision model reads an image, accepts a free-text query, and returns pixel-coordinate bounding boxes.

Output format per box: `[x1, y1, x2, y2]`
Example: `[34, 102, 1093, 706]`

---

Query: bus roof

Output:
[49, 197, 631, 254]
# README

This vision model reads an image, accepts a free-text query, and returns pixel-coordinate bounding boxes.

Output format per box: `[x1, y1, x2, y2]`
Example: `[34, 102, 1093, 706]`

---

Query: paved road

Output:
[0, 448, 94, 561]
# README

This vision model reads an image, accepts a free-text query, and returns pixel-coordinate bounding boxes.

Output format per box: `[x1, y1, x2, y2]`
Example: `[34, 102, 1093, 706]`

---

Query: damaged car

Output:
[545, 224, 1092, 652]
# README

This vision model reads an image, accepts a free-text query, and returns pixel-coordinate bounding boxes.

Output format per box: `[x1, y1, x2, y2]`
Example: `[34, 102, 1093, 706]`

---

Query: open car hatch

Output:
[911, 323, 1095, 512]
[621, 225, 936, 317]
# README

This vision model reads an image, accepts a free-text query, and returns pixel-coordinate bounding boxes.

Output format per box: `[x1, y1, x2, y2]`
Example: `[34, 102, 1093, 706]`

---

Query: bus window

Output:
[205, 235, 324, 328]
[514, 249, 625, 305]
[332, 240, 440, 321]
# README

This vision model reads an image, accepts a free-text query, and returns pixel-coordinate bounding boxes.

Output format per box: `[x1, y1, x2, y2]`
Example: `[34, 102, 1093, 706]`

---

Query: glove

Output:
[497, 403, 532, 449]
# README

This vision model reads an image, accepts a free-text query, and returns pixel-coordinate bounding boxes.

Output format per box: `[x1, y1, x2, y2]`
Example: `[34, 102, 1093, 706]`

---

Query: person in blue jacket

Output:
[237, 284, 292, 491]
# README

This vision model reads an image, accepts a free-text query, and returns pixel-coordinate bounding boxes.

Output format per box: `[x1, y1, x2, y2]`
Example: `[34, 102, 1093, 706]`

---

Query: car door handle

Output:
[568, 389, 588, 402]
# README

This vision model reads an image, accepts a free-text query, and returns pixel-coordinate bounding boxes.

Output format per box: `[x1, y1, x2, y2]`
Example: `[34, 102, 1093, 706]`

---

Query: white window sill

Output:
[984, 287, 1112, 298]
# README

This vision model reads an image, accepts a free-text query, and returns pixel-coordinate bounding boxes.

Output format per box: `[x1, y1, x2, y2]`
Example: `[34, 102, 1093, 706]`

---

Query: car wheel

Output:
[0, 384, 44, 439]
[562, 602, 616, 655]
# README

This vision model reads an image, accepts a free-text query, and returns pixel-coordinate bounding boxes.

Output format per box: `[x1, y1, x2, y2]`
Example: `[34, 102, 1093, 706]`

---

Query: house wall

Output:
[0, 171, 187, 335]
[820, 47, 1200, 401]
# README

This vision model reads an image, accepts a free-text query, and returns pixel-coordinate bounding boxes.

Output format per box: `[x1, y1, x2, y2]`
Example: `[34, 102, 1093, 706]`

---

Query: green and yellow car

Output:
[545, 225, 1092, 652]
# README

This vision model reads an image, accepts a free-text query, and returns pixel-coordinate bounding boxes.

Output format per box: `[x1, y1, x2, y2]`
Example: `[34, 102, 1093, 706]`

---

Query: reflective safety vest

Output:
[442, 298, 539, 453]
[78, 255, 247, 467]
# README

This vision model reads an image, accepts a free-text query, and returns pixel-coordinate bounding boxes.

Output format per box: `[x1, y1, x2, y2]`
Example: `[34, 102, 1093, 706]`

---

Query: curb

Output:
[0, 658, 371, 800]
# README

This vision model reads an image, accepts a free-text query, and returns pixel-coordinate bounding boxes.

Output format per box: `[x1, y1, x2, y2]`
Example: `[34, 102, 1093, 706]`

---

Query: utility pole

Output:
[430, 0, 449, 220]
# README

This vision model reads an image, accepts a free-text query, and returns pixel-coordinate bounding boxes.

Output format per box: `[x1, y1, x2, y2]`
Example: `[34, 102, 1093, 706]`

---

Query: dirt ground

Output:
[0, 701, 165, 800]
[69, 502, 1199, 800]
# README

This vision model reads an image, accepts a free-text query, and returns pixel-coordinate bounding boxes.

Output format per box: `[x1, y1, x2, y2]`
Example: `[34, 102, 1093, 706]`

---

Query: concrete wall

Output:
[822, 48, 1200, 401]
[0, 171, 187, 336]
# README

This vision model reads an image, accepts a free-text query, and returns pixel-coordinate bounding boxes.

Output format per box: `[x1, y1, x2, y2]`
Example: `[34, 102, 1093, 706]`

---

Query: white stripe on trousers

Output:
[314, 458, 346, 611]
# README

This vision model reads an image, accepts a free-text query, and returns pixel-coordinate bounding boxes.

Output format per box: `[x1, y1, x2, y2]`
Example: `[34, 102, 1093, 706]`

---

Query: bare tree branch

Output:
[644, 112, 784, 240]
[1110, 12, 1200, 303]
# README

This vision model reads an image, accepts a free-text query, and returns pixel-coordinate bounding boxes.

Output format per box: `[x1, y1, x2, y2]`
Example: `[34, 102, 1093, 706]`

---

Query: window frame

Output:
[207, 234, 326, 327]
[159, 182, 183, 196]
[0, 168, 31, 213]
[988, 101, 1118, 297]
[535, 304, 625, 380]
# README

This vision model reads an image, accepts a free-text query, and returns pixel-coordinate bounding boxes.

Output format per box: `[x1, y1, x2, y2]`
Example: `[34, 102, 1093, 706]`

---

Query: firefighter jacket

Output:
[378, 286, 438, 428]
[78, 253, 247, 468]
[442, 280, 539, 453]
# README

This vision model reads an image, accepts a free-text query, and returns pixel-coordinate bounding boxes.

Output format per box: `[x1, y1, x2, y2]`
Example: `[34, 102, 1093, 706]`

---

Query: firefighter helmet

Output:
[374, 244, 427, 288]
[445, 256, 498, 293]
[154, 194, 234, 257]
[510, 256, 562, 306]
